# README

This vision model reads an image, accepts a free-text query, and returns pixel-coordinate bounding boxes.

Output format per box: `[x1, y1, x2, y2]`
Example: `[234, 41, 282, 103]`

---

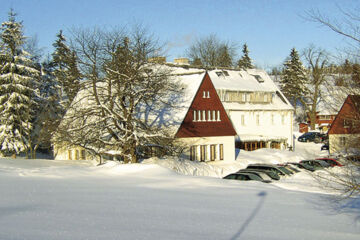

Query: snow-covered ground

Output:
[0, 141, 359, 240]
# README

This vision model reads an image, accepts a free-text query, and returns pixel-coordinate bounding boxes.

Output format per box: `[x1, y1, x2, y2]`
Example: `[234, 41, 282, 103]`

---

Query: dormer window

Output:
[216, 71, 224, 77]
[223, 71, 229, 76]
[252, 74, 264, 83]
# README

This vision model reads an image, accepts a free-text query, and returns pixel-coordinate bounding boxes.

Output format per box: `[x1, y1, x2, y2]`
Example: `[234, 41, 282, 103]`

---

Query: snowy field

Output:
[0, 141, 359, 240]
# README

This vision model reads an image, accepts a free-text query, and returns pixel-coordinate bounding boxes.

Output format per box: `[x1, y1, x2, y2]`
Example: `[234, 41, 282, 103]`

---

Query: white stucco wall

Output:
[177, 136, 236, 162]
[329, 134, 360, 154]
[228, 110, 293, 147]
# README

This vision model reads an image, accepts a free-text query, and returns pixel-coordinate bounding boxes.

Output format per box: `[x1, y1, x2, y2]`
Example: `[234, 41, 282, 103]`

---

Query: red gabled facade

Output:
[328, 95, 360, 135]
[175, 72, 237, 138]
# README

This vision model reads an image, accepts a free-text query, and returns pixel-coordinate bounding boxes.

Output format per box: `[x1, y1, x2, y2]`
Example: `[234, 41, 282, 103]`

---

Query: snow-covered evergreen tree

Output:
[237, 44, 254, 69]
[52, 30, 81, 106]
[280, 48, 308, 110]
[31, 57, 63, 152]
[0, 9, 40, 156]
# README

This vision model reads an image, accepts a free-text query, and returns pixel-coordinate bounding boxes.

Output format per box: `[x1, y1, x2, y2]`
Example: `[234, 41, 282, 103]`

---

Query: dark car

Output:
[246, 164, 288, 177]
[288, 162, 316, 172]
[278, 164, 301, 173]
[300, 160, 331, 170]
[316, 158, 343, 167]
[223, 172, 271, 183]
[298, 132, 322, 143]
[237, 169, 279, 181]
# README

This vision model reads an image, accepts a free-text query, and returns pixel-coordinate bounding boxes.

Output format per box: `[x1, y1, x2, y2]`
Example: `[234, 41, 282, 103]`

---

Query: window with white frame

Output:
[203, 91, 206, 98]
[281, 115, 285, 125]
[207, 91, 210, 98]
[193, 110, 197, 121]
[246, 93, 251, 102]
[190, 146, 197, 161]
[242, 94, 246, 102]
[241, 115, 245, 126]
[264, 94, 268, 102]
[217, 110, 221, 121]
[200, 145, 207, 161]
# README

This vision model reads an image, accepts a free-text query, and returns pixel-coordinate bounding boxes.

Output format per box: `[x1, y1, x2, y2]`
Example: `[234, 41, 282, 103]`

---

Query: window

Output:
[281, 115, 285, 125]
[202, 110, 206, 121]
[208, 110, 212, 121]
[242, 94, 246, 102]
[210, 145, 216, 161]
[68, 150, 72, 160]
[223, 71, 229, 76]
[198, 110, 201, 121]
[203, 91, 206, 98]
[207, 91, 210, 98]
[216, 71, 224, 77]
[264, 94, 268, 102]
[246, 93, 251, 102]
[340, 137, 346, 146]
[219, 144, 224, 160]
[190, 146, 197, 161]
[217, 110, 221, 121]
[80, 150, 86, 160]
[200, 145, 207, 161]
[193, 110, 197, 121]
[75, 150, 79, 160]
[256, 115, 260, 126]
[241, 115, 245, 126]
[213, 110, 216, 121]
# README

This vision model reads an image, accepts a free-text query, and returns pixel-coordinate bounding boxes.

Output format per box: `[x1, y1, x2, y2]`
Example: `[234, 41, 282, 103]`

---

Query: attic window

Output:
[223, 71, 229, 76]
[216, 71, 224, 77]
[252, 74, 264, 83]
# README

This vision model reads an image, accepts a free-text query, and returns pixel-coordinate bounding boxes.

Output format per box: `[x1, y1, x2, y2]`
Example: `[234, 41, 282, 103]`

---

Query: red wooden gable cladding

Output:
[328, 95, 360, 135]
[175, 72, 237, 138]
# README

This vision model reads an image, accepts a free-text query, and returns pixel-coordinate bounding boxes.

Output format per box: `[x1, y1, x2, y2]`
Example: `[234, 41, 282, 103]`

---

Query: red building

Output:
[328, 95, 360, 154]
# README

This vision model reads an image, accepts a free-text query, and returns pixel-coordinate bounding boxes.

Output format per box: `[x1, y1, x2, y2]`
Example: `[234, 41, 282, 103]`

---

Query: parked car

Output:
[298, 132, 322, 143]
[236, 169, 275, 181]
[321, 143, 329, 151]
[300, 160, 331, 170]
[316, 158, 343, 167]
[278, 164, 301, 173]
[223, 172, 271, 183]
[276, 165, 294, 175]
[237, 169, 280, 180]
[246, 164, 288, 177]
[288, 162, 316, 172]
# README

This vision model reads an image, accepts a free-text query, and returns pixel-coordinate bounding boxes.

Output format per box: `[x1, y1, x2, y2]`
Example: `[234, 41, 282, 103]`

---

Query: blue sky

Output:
[1, 0, 358, 69]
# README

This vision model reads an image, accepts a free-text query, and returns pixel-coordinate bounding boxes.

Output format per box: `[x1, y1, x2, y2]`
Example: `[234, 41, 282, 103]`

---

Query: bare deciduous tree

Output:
[300, 45, 329, 130]
[53, 25, 183, 163]
[186, 34, 237, 68]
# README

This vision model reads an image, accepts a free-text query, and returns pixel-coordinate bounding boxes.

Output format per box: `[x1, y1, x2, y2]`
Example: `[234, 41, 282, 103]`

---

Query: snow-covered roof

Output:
[64, 65, 293, 138]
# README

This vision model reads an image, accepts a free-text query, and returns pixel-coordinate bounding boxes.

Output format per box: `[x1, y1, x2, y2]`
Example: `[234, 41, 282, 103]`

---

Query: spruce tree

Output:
[0, 9, 40, 156]
[52, 30, 80, 106]
[280, 48, 308, 109]
[237, 43, 254, 69]
[217, 45, 233, 67]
